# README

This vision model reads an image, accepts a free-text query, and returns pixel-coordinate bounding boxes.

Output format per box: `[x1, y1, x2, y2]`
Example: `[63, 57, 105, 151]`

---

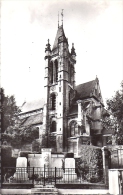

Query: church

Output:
[19, 15, 110, 155]
[40, 17, 108, 155]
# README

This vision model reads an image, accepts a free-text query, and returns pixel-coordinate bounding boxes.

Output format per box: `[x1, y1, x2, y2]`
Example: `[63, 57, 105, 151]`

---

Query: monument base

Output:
[14, 172, 29, 181]
[63, 172, 77, 182]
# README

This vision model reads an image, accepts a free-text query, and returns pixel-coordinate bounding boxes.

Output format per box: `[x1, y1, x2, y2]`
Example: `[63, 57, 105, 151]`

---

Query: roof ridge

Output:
[75, 79, 95, 87]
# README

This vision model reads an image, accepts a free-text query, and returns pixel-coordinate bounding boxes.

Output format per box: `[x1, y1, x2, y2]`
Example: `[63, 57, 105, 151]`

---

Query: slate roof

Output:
[20, 99, 45, 114]
[75, 80, 96, 100]
[52, 25, 66, 50]
[21, 113, 43, 127]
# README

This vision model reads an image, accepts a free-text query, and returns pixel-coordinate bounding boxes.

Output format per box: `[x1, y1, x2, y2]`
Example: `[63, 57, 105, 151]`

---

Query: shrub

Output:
[1, 145, 12, 166]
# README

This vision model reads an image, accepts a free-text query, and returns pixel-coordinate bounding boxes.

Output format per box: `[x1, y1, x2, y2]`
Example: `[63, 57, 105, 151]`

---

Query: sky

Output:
[1, 0, 123, 106]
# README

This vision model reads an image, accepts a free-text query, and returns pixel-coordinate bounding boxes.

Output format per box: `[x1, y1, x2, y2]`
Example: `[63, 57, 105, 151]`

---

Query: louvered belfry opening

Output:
[51, 121, 56, 133]
[50, 60, 58, 84]
[55, 59, 58, 82]
[51, 93, 56, 110]
[50, 61, 53, 84]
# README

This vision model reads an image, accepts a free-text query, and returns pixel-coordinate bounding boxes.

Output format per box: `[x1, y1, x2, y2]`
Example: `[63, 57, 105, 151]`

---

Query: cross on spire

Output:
[61, 9, 64, 26]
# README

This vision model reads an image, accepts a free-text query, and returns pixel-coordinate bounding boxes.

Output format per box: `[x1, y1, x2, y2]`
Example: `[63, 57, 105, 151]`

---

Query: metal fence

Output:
[2, 166, 105, 186]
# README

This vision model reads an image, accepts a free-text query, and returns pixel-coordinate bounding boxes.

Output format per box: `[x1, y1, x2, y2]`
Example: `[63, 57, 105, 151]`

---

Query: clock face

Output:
[51, 86, 56, 91]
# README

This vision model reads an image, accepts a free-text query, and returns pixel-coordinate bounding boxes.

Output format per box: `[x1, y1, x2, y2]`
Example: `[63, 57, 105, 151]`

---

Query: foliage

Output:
[1, 133, 13, 144]
[106, 81, 123, 125]
[1, 88, 21, 133]
[1, 145, 12, 166]
[40, 134, 48, 148]
[103, 81, 123, 144]
[48, 135, 56, 149]
[2, 126, 39, 148]
[76, 145, 103, 183]
[76, 145, 103, 169]
[32, 139, 41, 153]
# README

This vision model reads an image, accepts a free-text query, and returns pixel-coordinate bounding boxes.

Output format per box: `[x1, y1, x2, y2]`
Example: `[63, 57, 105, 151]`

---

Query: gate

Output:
[32, 165, 57, 186]
[2, 166, 105, 186]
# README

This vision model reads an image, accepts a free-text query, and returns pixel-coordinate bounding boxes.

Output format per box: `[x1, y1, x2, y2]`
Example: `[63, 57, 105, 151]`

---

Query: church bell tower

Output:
[43, 12, 76, 152]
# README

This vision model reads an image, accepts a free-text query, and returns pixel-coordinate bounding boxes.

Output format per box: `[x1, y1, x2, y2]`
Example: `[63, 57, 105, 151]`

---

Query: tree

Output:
[104, 81, 123, 145]
[2, 125, 39, 148]
[1, 88, 39, 147]
[1, 88, 21, 133]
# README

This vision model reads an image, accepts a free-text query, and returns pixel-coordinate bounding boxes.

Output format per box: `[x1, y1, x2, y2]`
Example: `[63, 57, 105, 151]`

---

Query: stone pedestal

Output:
[41, 148, 52, 167]
[14, 171, 28, 181]
[28, 154, 42, 177]
[109, 169, 119, 195]
[101, 146, 109, 185]
[41, 148, 52, 177]
[63, 158, 77, 181]
[14, 157, 28, 181]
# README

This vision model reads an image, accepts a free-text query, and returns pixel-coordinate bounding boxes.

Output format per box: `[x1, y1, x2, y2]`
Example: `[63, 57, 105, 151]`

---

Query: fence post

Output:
[109, 169, 119, 194]
[101, 146, 109, 186]
[55, 167, 56, 185]
[32, 167, 34, 186]
[44, 164, 45, 186]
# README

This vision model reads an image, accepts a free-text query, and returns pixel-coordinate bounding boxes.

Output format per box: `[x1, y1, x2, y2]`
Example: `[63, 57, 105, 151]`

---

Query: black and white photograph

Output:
[1, 0, 123, 194]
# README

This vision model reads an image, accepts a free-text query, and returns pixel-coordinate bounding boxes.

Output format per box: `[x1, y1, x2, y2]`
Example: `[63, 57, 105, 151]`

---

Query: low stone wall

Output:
[106, 145, 123, 168]
[109, 169, 123, 194]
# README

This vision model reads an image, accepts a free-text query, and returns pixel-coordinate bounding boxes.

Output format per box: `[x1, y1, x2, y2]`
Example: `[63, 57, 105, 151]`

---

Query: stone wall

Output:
[106, 145, 123, 168]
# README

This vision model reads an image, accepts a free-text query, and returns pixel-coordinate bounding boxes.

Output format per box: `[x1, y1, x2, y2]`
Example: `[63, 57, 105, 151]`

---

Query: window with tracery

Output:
[69, 92, 71, 107]
[70, 121, 78, 137]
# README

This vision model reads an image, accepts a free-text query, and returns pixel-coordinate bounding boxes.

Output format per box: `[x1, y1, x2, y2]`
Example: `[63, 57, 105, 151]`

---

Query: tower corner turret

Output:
[71, 43, 76, 62]
[45, 39, 51, 60]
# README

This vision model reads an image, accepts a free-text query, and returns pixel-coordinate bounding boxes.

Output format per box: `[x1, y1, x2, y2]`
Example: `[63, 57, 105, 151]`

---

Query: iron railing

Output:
[2, 166, 105, 186]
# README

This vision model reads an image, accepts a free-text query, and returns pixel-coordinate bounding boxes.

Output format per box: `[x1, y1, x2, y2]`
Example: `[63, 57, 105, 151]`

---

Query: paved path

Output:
[1, 188, 109, 194]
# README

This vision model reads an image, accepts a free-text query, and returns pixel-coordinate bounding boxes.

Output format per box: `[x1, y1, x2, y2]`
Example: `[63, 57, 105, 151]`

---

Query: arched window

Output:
[55, 60, 58, 82]
[75, 123, 78, 135]
[71, 122, 75, 137]
[69, 92, 71, 107]
[51, 121, 56, 132]
[51, 94, 56, 110]
[50, 61, 53, 84]
[70, 121, 78, 137]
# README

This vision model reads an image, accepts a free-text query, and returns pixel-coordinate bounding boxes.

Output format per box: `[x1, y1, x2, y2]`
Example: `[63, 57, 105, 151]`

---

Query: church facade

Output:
[41, 22, 106, 155]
